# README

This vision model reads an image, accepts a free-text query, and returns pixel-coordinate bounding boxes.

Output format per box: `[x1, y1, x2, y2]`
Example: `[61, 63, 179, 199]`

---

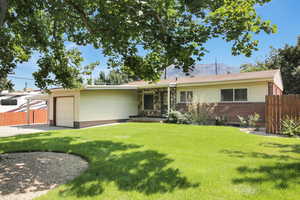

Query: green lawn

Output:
[1, 123, 300, 200]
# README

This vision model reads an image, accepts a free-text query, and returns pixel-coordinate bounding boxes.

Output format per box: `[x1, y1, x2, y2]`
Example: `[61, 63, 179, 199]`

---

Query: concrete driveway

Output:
[0, 124, 68, 138]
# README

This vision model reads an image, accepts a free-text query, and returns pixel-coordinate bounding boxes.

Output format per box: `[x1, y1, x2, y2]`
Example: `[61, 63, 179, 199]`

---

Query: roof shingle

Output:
[126, 70, 280, 87]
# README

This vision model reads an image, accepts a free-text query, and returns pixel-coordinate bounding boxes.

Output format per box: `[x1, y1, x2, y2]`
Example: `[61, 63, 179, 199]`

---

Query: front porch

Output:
[136, 86, 177, 118]
[129, 116, 167, 123]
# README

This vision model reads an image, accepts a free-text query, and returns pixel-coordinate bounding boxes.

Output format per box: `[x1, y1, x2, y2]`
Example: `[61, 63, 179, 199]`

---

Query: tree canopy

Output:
[0, 76, 13, 92]
[94, 70, 134, 85]
[0, 0, 276, 89]
[240, 36, 300, 94]
[240, 63, 268, 72]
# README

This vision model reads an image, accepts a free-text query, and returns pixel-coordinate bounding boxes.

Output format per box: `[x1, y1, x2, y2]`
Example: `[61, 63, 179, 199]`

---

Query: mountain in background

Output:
[163, 63, 240, 79]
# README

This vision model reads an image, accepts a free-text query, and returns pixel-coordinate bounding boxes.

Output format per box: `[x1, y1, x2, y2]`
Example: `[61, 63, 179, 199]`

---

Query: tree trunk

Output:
[0, 0, 8, 27]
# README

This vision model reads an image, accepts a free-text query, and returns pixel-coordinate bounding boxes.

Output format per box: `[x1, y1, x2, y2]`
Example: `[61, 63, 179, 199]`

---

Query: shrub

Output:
[281, 116, 300, 136]
[167, 110, 192, 124]
[178, 112, 193, 124]
[215, 115, 228, 126]
[167, 110, 182, 123]
[248, 113, 260, 130]
[237, 115, 248, 127]
[188, 103, 216, 125]
[237, 113, 260, 130]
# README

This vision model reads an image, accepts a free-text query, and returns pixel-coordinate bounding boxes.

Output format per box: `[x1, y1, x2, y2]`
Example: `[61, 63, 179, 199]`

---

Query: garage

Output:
[55, 97, 74, 127]
[49, 86, 138, 128]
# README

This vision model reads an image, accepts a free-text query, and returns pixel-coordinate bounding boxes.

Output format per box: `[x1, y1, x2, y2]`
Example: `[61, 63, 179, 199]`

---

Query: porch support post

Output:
[26, 99, 31, 125]
[167, 86, 170, 115]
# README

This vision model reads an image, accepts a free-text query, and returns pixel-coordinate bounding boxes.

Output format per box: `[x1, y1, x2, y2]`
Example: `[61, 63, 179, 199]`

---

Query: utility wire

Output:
[8, 75, 34, 81]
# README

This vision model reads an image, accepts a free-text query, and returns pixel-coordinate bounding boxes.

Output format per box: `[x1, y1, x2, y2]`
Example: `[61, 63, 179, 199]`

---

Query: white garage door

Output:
[56, 97, 74, 127]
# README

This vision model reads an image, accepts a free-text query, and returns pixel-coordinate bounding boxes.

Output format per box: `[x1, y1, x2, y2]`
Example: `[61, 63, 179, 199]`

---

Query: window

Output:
[235, 89, 247, 101]
[144, 94, 154, 110]
[0, 99, 18, 106]
[221, 89, 234, 102]
[221, 88, 248, 102]
[180, 91, 193, 103]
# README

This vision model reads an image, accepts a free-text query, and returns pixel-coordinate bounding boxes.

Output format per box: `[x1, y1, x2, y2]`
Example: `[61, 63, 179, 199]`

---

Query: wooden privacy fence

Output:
[266, 95, 300, 134]
[0, 109, 48, 126]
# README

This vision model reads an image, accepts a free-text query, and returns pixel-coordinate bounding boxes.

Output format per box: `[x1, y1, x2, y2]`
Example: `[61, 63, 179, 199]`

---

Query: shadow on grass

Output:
[0, 133, 199, 197]
[221, 143, 300, 189]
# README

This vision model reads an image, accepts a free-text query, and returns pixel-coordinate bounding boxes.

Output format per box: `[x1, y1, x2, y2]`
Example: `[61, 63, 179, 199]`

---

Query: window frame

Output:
[220, 88, 248, 102]
[179, 91, 193, 103]
[234, 88, 248, 102]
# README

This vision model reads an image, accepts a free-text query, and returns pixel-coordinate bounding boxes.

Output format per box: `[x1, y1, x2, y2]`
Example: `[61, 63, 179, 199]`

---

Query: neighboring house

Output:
[0, 90, 47, 113]
[49, 70, 283, 128]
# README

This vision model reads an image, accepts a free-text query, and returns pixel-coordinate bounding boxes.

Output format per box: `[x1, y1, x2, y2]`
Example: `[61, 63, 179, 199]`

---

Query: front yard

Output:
[0, 123, 299, 200]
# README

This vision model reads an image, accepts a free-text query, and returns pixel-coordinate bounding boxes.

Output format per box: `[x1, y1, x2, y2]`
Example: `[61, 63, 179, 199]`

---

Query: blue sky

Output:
[10, 0, 300, 90]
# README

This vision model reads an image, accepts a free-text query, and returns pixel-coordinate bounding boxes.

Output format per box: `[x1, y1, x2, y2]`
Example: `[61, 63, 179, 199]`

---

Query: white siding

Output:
[274, 70, 284, 91]
[79, 90, 138, 121]
[177, 81, 268, 103]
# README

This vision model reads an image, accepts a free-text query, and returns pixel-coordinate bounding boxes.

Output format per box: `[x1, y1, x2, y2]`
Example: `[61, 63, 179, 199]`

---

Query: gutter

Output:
[175, 78, 274, 87]
[83, 85, 138, 90]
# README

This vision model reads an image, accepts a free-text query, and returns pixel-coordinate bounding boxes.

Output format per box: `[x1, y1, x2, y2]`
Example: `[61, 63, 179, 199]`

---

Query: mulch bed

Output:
[0, 152, 88, 200]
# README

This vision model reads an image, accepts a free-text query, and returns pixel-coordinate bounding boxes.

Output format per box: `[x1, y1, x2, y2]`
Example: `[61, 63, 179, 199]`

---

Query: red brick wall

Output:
[214, 102, 265, 122]
[177, 102, 265, 123]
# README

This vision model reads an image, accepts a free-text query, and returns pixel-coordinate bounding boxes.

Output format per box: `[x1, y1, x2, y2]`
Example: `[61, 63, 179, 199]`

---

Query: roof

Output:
[50, 85, 137, 92]
[84, 85, 138, 90]
[26, 94, 49, 100]
[50, 70, 283, 92]
[127, 70, 281, 87]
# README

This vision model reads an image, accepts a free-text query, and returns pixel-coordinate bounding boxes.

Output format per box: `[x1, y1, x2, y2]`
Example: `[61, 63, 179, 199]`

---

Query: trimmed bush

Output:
[167, 110, 192, 124]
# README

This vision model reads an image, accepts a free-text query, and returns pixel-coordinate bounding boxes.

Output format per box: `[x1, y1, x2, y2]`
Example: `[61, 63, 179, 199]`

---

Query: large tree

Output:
[0, 0, 276, 89]
[240, 36, 300, 94]
[94, 70, 134, 85]
[0, 76, 13, 92]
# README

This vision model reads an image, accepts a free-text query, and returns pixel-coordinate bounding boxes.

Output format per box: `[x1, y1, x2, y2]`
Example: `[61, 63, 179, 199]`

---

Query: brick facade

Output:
[176, 102, 265, 123]
[138, 86, 267, 123]
[138, 86, 266, 123]
[214, 102, 265, 122]
[74, 119, 128, 128]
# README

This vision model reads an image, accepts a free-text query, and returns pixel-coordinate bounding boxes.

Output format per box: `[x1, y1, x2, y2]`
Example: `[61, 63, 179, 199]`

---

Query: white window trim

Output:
[179, 91, 193, 104]
[220, 88, 248, 103]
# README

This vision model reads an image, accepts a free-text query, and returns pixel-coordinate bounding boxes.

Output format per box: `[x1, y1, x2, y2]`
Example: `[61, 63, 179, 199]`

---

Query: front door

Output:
[160, 91, 168, 116]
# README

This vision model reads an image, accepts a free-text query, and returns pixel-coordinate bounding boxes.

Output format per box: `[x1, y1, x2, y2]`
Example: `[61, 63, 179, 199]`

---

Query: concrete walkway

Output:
[0, 123, 122, 138]
[0, 124, 67, 138]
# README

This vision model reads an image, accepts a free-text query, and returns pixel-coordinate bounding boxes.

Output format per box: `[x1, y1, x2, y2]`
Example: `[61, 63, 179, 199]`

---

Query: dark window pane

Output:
[180, 91, 186, 103]
[235, 89, 247, 101]
[1, 99, 17, 106]
[221, 89, 233, 101]
[187, 91, 193, 103]
[144, 94, 154, 110]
